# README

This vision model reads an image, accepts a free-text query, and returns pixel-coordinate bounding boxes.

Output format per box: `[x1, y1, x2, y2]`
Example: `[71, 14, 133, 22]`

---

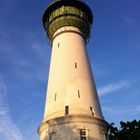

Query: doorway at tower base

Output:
[38, 115, 108, 140]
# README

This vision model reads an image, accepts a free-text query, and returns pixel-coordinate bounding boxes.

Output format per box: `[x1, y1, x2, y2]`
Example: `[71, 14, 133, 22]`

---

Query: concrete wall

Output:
[39, 115, 108, 140]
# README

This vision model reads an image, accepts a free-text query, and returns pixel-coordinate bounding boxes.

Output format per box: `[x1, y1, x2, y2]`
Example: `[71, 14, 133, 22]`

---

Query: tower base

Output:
[38, 115, 108, 140]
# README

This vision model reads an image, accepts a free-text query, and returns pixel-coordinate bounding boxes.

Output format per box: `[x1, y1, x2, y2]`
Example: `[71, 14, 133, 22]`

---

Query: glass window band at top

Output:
[48, 6, 87, 24]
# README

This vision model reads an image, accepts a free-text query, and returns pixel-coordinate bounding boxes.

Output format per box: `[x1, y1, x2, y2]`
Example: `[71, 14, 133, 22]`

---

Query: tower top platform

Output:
[43, 0, 93, 41]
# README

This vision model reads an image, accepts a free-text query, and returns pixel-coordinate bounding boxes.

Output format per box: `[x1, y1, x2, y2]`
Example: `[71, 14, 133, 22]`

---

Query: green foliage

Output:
[107, 120, 140, 140]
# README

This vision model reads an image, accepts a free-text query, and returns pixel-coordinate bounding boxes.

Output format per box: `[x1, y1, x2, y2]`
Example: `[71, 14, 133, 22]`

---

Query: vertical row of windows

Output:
[53, 42, 97, 139]
[56, 42, 80, 117]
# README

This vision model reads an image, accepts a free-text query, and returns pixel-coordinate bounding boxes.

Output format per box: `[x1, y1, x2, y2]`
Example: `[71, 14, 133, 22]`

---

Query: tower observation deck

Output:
[38, 0, 108, 140]
[43, 0, 93, 41]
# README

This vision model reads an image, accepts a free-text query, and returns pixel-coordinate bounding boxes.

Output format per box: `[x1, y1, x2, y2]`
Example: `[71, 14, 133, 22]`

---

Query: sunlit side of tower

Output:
[38, 0, 108, 140]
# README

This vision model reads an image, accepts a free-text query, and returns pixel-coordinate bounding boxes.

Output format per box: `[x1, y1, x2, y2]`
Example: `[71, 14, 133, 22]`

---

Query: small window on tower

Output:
[65, 106, 69, 115]
[90, 107, 94, 116]
[80, 129, 87, 140]
[75, 62, 77, 69]
[58, 43, 60, 48]
[49, 132, 55, 140]
[54, 93, 57, 101]
[78, 90, 80, 98]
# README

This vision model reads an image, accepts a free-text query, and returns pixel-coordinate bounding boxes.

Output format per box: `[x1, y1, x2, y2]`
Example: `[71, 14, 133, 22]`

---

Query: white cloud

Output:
[102, 105, 140, 114]
[98, 80, 129, 96]
[0, 75, 23, 140]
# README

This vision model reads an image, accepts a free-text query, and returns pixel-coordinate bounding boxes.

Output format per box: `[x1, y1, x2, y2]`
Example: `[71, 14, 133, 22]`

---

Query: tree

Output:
[107, 120, 140, 140]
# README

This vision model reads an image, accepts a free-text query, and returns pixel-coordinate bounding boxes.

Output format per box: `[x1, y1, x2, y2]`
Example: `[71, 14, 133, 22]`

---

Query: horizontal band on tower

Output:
[38, 115, 108, 134]
[52, 26, 85, 41]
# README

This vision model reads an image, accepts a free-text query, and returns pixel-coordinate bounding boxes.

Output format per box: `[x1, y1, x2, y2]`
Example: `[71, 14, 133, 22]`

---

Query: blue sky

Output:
[0, 0, 140, 140]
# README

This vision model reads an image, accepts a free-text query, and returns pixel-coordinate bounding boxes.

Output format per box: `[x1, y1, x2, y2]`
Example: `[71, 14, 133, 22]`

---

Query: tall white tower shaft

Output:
[43, 26, 104, 122]
[38, 1, 108, 140]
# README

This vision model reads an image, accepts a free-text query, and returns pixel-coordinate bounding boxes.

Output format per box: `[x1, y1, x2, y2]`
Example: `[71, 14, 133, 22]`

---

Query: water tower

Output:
[38, 0, 108, 140]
